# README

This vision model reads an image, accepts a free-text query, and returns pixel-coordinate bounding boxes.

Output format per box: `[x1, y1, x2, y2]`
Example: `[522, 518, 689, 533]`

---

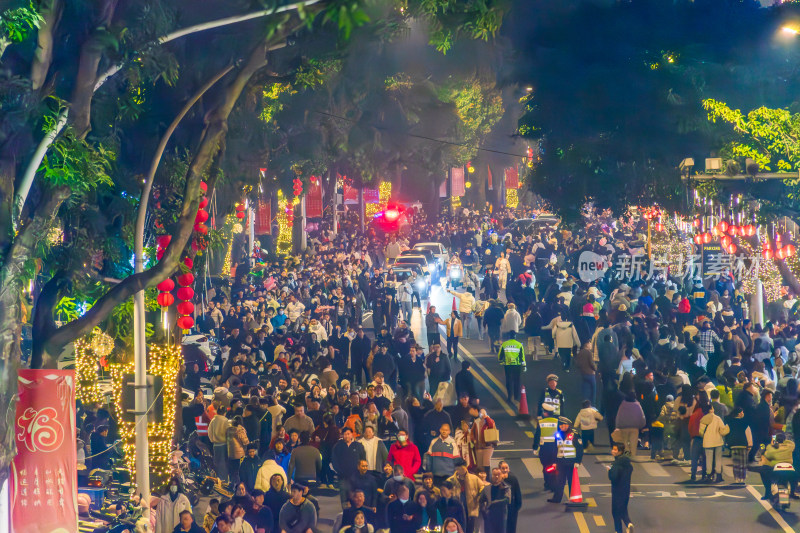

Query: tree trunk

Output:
[30, 0, 63, 91]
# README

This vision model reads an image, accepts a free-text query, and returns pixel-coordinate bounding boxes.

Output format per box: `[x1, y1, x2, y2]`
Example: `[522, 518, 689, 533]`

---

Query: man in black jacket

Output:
[331, 427, 366, 508]
[435, 481, 466, 528]
[609, 442, 634, 533]
[350, 327, 372, 386]
[499, 461, 522, 533]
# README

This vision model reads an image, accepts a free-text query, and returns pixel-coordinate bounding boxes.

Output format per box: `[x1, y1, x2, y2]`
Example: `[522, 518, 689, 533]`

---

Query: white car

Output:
[412, 242, 449, 271]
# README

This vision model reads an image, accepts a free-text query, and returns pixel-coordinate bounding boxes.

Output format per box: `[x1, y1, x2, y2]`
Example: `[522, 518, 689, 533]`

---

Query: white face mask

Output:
[446, 528, 458, 533]
[393, 475, 404, 481]
[399, 498, 409, 504]
[170, 485, 178, 494]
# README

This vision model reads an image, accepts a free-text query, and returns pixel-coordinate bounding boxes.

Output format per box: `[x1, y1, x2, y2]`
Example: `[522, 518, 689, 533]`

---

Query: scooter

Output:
[772, 462, 796, 510]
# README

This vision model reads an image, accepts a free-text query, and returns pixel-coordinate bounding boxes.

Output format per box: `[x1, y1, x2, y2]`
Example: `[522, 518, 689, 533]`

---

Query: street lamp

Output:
[782, 26, 799, 36]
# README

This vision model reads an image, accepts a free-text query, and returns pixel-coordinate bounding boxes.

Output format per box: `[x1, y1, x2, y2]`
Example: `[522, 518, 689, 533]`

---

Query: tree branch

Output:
[42, 36, 280, 358]
[30, 0, 63, 92]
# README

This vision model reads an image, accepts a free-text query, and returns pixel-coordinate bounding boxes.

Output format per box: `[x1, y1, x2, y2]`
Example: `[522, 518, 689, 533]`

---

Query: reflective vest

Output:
[195, 416, 209, 437]
[556, 430, 577, 459]
[539, 417, 558, 444]
[498, 339, 525, 366]
[541, 389, 563, 416]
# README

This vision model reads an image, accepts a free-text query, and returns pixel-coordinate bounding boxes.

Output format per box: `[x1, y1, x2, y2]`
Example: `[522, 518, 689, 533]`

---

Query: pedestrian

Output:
[608, 442, 634, 533]
[574, 341, 597, 405]
[498, 330, 526, 403]
[532, 403, 559, 491]
[724, 407, 752, 484]
[576, 399, 603, 451]
[226, 415, 250, 486]
[699, 406, 730, 483]
[499, 461, 522, 533]
[446, 463, 483, 533]
[444, 311, 464, 359]
[426, 306, 445, 349]
[278, 483, 317, 533]
[614, 393, 645, 459]
[208, 408, 231, 482]
[155, 477, 193, 533]
[478, 467, 511, 533]
[470, 407, 497, 476]
[552, 312, 580, 371]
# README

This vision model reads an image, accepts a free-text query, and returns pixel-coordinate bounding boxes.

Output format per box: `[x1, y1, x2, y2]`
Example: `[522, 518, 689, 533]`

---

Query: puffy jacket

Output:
[763, 440, 795, 466]
[553, 321, 580, 349]
[388, 441, 422, 479]
[449, 290, 476, 315]
[615, 399, 646, 430]
[227, 425, 250, 460]
[253, 459, 289, 492]
[445, 471, 484, 517]
[208, 414, 230, 445]
[699, 413, 730, 448]
[500, 309, 522, 333]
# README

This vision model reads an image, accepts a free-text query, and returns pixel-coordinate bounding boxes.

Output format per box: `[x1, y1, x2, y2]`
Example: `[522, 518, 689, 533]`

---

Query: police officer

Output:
[532, 403, 559, 491]
[498, 330, 526, 403]
[548, 417, 583, 503]
[537, 374, 565, 418]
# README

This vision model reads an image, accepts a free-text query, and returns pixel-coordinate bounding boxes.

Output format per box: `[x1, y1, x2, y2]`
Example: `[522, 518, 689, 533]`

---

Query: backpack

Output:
[344, 414, 363, 437]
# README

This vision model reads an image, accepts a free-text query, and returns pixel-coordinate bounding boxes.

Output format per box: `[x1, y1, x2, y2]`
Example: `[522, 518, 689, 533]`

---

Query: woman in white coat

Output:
[154, 478, 192, 533]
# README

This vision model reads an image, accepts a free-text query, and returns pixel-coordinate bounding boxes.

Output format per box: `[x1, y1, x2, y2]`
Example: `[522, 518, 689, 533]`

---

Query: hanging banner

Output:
[11, 369, 77, 533]
[487, 166, 494, 191]
[505, 167, 519, 189]
[306, 179, 324, 218]
[254, 200, 271, 235]
[343, 183, 358, 205]
[451, 167, 466, 197]
[364, 187, 379, 203]
[439, 175, 448, 197]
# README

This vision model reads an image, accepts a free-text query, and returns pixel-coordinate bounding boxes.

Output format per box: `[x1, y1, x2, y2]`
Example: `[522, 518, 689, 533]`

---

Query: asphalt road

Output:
[287, 282, 800, 532]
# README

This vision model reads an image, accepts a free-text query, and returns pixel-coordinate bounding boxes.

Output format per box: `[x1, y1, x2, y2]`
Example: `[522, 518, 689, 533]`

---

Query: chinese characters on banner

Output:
[10, 369, 77, 533]
[305, 179, 323, 218]
[451, 167, 466, 197]
[609, 251, 757, 281]
[254, 200, 271, 235]
[364, 187, 379, 204]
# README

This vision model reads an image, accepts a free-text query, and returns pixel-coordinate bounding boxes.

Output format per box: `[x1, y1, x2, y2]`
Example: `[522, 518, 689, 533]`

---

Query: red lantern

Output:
[156, 235, 172, 249]
[199, 197, 209, 209]
[729, 225, 739, 236]
[693, 219, 701, 228]
[199, 182, 207, 194]
[787, 244, 797, 257]
[177, 287, 194, 301]
[694, 235, 703, 245]
[99, 356, 108, 369]
[745, 224, 756, 236]
[178, 273, 195, 287]
[235, 203, 245, 212]
[177, 316, 194, 330]
[157, 279, 175, 292]
[177, 301, 195, 316]
[156, 249, 165, 261]
[194, 223, 209, 234]
[778, 248, 787, 260]
[719, 221, 729, 233]
[195, 209, 209, 223]
[764, 249, 774, 260]
[157, 292, 174, 307]
[727, 243, 737, 254]
[721, 236, 732, 247]
[183, 257, 193, 269]
[702, 232, 712, 244]
[236, 211, 245, 219]
[655, 223, 664, 232]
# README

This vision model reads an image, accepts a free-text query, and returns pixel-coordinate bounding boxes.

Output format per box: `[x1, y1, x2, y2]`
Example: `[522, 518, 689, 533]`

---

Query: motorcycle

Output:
[772, 462, 796, 510]
[446, 261, 464, 289]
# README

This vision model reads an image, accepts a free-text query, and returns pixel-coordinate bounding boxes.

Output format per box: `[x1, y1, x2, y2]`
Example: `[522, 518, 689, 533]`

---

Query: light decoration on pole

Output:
[649, 216, 693, 274]
[739, 240, 782, 302]
[277, 196, 293, 255]
[110, 343, 181, 487]
[506, 188, 519, 209]
[74, 336, 103, 405]
[366, 182, 392, 219]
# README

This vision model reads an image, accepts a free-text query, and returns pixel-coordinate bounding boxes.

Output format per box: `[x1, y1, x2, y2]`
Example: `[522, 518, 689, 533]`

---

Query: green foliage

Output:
[438, 77, 503, 163]
[402, 0, 507, 53]
[55, 296, 84, 323]
[0, 3, 43, 44]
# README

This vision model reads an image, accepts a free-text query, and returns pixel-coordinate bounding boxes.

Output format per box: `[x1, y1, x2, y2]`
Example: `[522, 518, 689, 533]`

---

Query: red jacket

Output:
[688, 408, 704, 438]
[678, 298, 691, 314]
[387, 441, 422, 479]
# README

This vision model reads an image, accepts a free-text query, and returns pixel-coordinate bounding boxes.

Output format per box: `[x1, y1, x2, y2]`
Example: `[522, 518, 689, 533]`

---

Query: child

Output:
[656, 394, 678, 461]
[576, 399, 603, 451]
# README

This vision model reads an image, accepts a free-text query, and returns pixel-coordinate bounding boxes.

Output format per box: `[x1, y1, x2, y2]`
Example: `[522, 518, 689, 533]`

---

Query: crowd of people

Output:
[76, 203, 800, 533]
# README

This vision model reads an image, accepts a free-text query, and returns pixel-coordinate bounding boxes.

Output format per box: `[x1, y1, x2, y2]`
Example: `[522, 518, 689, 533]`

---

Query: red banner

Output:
[306, 179, 323, 218]
[343, 183, 358, 205]
[451, 167, 465, 197]
[364, 188, 379, 203]
[505, 167, 519, 189]
[254, 200, 271, 235]
[11, 369, 77, 533]
[487, 166, 494, 190]
[439, 174, 448, 197]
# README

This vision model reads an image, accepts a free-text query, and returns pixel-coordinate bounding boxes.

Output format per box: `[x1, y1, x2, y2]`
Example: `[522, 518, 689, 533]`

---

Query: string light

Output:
[110, 344, 181, 487]
[451, 196, 461, 209]
[90, 328, 114, 357]
[74, 338, 102, 406]
[739, 240, 782, 302]
[223, 214, 235, 277]
[366, 182, 392, 219]
[277, 197, 293, 255]
[506, 187, 519, 209]
[649, 217, 693, 274]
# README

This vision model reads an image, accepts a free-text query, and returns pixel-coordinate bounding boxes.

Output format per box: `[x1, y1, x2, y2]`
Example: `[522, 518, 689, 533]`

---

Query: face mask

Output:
[447, 528, 458, 533]
[398, 498, 409, 504]
[170, 485, 178, 494]
[398, 435, 407, 443]
[393, 475, 404, 481]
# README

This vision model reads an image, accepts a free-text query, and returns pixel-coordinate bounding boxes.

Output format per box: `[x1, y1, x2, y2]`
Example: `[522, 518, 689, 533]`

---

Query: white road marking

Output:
[745, 484, 797, 532]
[639, 460, 670, 477]
[522, 457, 543, 479]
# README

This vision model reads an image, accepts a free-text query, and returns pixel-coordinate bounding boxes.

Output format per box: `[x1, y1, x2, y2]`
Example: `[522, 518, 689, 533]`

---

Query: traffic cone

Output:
[565, 464, 588, 509]
[452, 296, 457, 312]
[518, 385, 530, 418]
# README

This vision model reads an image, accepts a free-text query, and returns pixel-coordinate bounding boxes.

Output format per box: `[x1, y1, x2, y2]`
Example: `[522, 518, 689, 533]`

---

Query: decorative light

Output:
[366, 182, 392, 219]
[277, 197, 293, 255]
[90, 328, 114, 357]
[506, 187, 519, 209]
[74, 338, 102, 406]
[465, 181, 472, 189]
[232, 223, 244, 234]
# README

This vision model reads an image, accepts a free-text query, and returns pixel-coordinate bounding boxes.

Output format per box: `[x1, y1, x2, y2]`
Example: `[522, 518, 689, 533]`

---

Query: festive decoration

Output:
[157, 292, 174, 308]
[183, 257, 193, 269]
[177, 273, 195, 287]
[110, 344, 181, 485]
[177, 287, 194, 301]
[177, 301, 195, 316]
[649, 216, 694, 274]
[199, 181, 207, 194]
[232, 223, 244, 234]
[74, 337, 102, 406]
[506, 187, 519, 209]
[195, 209, 209, 223]
[177, 316, 194, 330]
[277, 198, 293, 255]
[156, 279, 174, 292]
[365, 182, 392, 219]
[194, 223, 209, 234]
[156, 235, 172, 249]
[740, 240, 782, 302]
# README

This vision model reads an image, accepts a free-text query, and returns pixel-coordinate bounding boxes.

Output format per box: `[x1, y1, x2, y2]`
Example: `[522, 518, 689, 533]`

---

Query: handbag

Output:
[484, 427, 500, 443]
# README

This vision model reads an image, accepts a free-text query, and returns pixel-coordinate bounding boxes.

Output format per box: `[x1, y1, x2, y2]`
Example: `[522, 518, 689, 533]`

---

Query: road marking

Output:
[465, 362, 517, 417]
[593, 514, 605, 526]
[442, 325, 508, 394]
[639, 460, 670, 477]
[585, 497, 597, 507]
[573, 512, 591, 533]
[494, 448, 534, 453]
[578, 464, 591, 478]
[525, 431, 534, 438]
[745, 484, 797, 532]
[522, 457, 543, 479]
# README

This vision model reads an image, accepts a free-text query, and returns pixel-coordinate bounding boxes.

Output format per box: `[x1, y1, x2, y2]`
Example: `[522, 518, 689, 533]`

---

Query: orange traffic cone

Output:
[518, 385, 530, 418]
[565, 464, 588, 509]
[452, 296, 457, 312]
